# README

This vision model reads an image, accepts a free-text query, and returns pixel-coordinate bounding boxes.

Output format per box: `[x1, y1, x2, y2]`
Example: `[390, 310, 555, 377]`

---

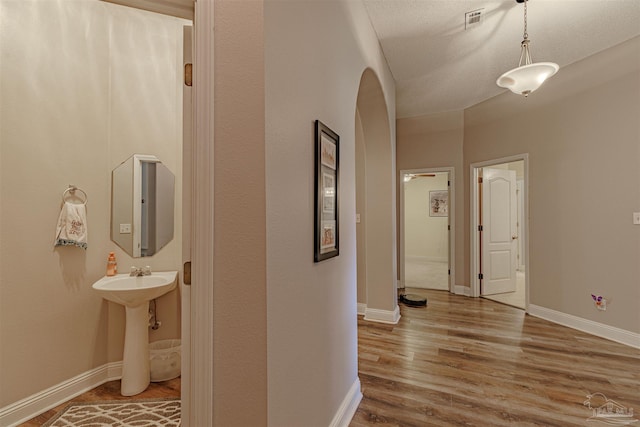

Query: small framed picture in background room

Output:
[429, 190, 448, 217]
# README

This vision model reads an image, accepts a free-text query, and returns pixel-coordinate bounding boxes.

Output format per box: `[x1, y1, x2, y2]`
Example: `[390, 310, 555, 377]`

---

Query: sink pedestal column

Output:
[121, 303, 150, 396]
[91, 271, 178, 396]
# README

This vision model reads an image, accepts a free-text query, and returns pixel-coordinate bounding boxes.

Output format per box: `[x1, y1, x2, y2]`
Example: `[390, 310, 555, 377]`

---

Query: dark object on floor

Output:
[399, 293, 427, 307]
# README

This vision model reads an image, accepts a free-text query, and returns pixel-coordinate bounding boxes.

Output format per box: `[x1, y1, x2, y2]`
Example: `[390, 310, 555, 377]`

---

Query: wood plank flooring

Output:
[351, 289, 640, 427]
[18, 290, 640, 426]
[19, 377, 180, 426]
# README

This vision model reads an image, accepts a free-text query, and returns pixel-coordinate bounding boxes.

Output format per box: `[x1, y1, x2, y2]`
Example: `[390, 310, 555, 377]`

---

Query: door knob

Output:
[512, 235, 518, 240]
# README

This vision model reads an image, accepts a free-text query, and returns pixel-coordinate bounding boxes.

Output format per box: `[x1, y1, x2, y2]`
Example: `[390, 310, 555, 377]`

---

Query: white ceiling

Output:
[362, 0, 640, 118]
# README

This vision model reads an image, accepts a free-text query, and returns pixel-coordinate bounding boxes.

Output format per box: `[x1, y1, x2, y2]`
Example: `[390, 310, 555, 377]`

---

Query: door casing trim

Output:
[470, 154, 529, 312]
[190, 0, 215, 425]
[399, 167, 455, 294]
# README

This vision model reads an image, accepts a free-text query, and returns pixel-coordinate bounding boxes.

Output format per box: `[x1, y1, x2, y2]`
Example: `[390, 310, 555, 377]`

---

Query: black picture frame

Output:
[314, 120, 339, 262]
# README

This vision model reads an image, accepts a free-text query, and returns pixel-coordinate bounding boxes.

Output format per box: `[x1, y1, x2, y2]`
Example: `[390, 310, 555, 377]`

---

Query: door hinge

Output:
[448, 269, 451, 275]
[184, 63, 193, 87]
[479, 273, 483, 280]
[448, 225, 451, 231]
[478, 177, 483, 184]
[183, 261, 191, 285]
[478, 225, 483, 232]
[448, 180, 450, 187]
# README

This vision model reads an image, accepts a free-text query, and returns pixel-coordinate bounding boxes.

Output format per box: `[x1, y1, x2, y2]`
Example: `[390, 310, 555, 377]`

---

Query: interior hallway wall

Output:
[358, 70, 398, 315]
[212, 0, 267, 424]
[265, 0, 395, 424]
[355, 110, 367, 306]
[0, 0, 185, 408]
[464, 37, 640, 334]
[396, 111, 464, 288]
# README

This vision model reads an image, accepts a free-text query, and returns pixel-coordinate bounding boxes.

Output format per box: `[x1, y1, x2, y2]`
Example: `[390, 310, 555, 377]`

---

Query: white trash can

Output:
[149, 339, 181, 382]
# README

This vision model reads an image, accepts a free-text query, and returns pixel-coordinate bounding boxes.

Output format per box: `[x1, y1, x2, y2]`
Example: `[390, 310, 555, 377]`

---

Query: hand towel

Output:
[54, 202, 88, 249]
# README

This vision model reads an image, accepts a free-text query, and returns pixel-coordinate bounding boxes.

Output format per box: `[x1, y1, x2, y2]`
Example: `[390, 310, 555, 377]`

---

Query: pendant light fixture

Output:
[497, 0, 559, 96]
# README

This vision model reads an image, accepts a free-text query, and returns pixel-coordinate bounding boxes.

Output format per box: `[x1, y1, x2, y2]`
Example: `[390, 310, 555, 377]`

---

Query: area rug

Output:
[42, 398, 180, 426]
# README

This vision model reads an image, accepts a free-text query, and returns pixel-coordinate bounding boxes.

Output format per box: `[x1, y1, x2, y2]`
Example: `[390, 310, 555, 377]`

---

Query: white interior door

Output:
[180, 24, 193, 427]
[481, 168, 517, 296]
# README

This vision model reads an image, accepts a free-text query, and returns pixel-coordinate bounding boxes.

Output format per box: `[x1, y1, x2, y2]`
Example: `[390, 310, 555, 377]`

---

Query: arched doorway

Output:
[355, 69, 399, 323]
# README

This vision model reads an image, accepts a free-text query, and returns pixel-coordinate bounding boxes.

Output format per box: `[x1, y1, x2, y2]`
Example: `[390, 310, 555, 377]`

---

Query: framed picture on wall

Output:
[314, 120, 339, 262]
[429, 190, 448, 217]
[322, 173, 335, 214]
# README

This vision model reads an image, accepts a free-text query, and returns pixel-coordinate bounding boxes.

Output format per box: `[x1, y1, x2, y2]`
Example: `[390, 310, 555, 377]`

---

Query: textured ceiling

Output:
[363, 0, 640, 118]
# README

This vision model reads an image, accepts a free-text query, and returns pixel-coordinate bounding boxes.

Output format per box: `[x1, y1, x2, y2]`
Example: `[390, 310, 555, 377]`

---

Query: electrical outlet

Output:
[119, 223, 132, 234]
[634, 212, 640, 225]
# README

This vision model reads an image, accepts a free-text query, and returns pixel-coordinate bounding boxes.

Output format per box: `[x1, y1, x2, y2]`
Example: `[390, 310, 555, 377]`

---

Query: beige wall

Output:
[358, 69, 397, 313]
[0, 1, 185, 407]
[355, 110, 367, 305]
[212, 0, 267, 425]
[396, 111, 465, 286]
[464, 37, 640, 333]
[265, 0, 395, 424]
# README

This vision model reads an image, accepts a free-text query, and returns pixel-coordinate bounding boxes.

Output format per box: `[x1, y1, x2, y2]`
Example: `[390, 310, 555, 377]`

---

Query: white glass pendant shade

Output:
[497, 62, 559, 96]
[497, 0, 559, 96]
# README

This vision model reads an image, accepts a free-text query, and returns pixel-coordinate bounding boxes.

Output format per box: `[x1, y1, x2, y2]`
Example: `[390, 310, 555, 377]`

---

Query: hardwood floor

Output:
[19, 377, 180, 426]
[482, 271, 526, 309]
[351, 289, 640, 427]
[17, 291, 640, 426]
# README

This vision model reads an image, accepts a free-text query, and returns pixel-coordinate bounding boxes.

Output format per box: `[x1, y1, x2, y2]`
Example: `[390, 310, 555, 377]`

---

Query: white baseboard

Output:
[364, 305, 401, 324]
[528, 305, 640, 349]
[0, 362, 123, 427]
[328, 377, 362, 427]
[357, 303, 367, 316]
[454, 285, 471, 296]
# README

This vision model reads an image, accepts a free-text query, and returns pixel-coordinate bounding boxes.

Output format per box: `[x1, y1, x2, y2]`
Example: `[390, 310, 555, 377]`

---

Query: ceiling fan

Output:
[404, 173, 436, 182]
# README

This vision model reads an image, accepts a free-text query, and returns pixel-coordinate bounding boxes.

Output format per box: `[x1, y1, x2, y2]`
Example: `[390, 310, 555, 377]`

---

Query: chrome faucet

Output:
[130, 266, 152, 277]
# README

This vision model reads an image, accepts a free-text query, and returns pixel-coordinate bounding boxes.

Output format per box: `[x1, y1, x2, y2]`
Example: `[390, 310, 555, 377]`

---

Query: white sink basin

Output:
[92, 271, 177, 307]
[93, 271, 178, 396]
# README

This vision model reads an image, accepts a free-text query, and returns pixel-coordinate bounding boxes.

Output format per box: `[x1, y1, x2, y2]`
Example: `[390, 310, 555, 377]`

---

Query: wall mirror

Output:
[111, 154, 175, 257]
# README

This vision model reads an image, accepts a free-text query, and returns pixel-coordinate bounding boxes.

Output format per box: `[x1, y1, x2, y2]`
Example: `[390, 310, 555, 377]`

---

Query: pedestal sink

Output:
[93, 271, 178, 396]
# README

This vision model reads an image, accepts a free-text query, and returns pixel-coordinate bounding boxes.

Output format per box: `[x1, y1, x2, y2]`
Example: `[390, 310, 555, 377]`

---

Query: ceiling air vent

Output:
[465, 9, 484, 29]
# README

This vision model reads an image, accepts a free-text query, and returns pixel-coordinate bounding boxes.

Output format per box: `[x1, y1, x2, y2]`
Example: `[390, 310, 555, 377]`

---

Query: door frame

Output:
[470, 154, 529, 310]
[97, 1, 212, 425]
[516, 179, 526, 272]
[190, 0, 215, 425]
[399, 167, 455, 293]
[180, 23, 193, 427]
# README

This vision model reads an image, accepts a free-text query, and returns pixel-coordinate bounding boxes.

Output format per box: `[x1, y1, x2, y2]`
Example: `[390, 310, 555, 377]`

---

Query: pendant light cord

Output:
[523, 0, 528, 40]
[518, 0, 532, 67]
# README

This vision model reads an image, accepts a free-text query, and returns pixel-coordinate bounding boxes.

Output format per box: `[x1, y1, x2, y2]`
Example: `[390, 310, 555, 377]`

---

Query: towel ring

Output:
[62, 185, 88, 205]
